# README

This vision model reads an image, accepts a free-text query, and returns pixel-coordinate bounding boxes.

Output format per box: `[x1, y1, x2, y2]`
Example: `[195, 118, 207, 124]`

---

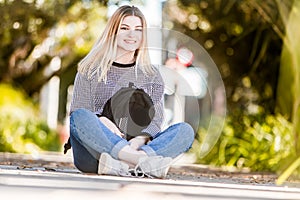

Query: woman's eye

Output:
[120, 27, 129, 30]
[136, 29, 143, 32]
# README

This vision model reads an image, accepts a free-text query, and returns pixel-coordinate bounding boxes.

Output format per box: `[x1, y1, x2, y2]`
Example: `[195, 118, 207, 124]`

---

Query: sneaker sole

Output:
[139, 157, 173, 179]
[160, 157, 173, 178]
[98, 153, 110, 174]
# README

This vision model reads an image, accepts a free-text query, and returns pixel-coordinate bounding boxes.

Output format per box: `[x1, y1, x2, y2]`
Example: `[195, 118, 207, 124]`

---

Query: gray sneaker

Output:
[133, 156, 173, 179]
[98, 152, 131, 177]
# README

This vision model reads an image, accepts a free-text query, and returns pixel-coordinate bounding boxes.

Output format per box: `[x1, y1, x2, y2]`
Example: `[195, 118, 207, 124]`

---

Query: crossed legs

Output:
[69, 108, 194, 174]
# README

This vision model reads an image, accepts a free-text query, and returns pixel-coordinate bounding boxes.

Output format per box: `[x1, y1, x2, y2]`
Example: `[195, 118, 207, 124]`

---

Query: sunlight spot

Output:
[66, 22, 77, 38]
[55, 27, 65, 38]
[247, 103, 260, 114]
[220, 63, 230, 77]
[75, 37, 85, 48]
[49, 56, 61, 72]
[45, 37, 55, 49]
[13, 22, 21, 29]
[32, 37, 54, 59]
[32, 45, 42, 59]
[200, 1, 208, 9]
[189, 22, 198, 30]
[232, 87, 243, 102]
[242, 76, 251, 88]
[189, 14, 199, 23]
[78, 21, 88, 30]
[198, 20, 211, 32]
[35, 18, 43, 25]
[230, 23, 243, 36]
[22, 0, 34, 3]
[204, 39, 214, 49]
[164, 21, 174, 29]
[36, 0, 44, 8]
[274, 136, 281, 152]
[226, 47, 234, 56]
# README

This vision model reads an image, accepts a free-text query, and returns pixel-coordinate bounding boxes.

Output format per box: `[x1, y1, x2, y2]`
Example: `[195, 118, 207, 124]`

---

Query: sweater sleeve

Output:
[141, 71, 165, 138]
[70, 72, 93, 114]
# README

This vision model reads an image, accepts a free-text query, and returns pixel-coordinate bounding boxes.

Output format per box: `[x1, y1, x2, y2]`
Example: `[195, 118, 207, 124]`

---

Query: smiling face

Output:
[116, 16, 143, 60]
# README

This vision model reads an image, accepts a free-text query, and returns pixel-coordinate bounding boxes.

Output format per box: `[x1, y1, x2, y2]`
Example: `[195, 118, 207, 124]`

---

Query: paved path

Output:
[0, 152, 300, 200]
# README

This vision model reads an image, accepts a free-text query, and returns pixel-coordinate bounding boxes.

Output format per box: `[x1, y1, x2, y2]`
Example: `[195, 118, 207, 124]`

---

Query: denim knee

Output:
[179, 122, 195, 149]
[70, 108, 92, 124]
[70, 108, 95, 137]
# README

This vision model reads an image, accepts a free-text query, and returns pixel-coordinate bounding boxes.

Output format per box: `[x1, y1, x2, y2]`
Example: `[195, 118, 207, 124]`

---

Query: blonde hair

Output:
[78, 5, 153, 81]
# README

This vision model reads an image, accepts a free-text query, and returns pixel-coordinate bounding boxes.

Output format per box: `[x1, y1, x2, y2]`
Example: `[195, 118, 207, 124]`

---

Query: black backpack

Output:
[64, 82, 155, 154]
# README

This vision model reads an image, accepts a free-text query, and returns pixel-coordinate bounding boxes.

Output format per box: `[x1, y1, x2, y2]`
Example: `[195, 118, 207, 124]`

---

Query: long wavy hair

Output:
[78, 5, 153, 82]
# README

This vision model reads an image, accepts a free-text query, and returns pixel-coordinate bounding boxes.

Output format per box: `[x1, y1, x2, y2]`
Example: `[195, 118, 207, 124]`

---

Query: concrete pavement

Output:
[0, 152, 300, 200]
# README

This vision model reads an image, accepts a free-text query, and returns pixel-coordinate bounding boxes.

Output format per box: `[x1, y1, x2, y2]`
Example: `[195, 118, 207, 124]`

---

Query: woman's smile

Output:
[124, 39, 136, 44]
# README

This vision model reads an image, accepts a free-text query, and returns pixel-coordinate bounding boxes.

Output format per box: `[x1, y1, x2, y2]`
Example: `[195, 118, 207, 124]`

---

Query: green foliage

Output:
[0, 84, 61, 153]
[167, 0, 287, 114]
[275, 0, 300, 183]
[0, 0, 107, 95]
[170, 0, 300, 182]
[194, 111, 295, 172]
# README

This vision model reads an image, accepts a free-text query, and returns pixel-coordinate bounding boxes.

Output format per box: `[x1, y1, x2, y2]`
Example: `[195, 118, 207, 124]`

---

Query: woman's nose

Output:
[127, 29, 135, 37]
[128, 31, 134, 37]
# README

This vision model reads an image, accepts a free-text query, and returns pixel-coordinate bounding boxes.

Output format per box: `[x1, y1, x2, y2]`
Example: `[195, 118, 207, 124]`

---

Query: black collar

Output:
[112, 61, 136, 68]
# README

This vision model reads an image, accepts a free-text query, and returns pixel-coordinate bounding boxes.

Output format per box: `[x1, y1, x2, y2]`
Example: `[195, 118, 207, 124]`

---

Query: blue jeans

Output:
[69, 108, 195, 173]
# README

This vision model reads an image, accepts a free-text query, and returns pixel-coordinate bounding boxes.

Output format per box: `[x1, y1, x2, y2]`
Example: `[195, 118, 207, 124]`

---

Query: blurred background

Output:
[0, 0, 299, 182]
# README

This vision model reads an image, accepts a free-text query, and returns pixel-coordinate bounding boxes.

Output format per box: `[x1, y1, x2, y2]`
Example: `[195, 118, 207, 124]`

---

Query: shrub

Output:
[0, 84, 61, 153]
[193, 111, 295, 172]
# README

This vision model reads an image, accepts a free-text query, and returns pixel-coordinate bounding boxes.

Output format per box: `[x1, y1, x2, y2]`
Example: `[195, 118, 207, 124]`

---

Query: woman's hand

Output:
[129, 136, 150, 150]
[99, 117, 124, 138]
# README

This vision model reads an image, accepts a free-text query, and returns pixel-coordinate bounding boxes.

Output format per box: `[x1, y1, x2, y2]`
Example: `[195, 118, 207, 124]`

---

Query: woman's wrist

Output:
[134, 135, 150, 143]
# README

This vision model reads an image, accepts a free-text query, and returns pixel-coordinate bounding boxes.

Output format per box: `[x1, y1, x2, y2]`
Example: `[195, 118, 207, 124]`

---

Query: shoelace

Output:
[129, 166, 154, 179]
[116, 162, 133, 177]
[118, 169, 133, 177]
[129, 156, 169, 179]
